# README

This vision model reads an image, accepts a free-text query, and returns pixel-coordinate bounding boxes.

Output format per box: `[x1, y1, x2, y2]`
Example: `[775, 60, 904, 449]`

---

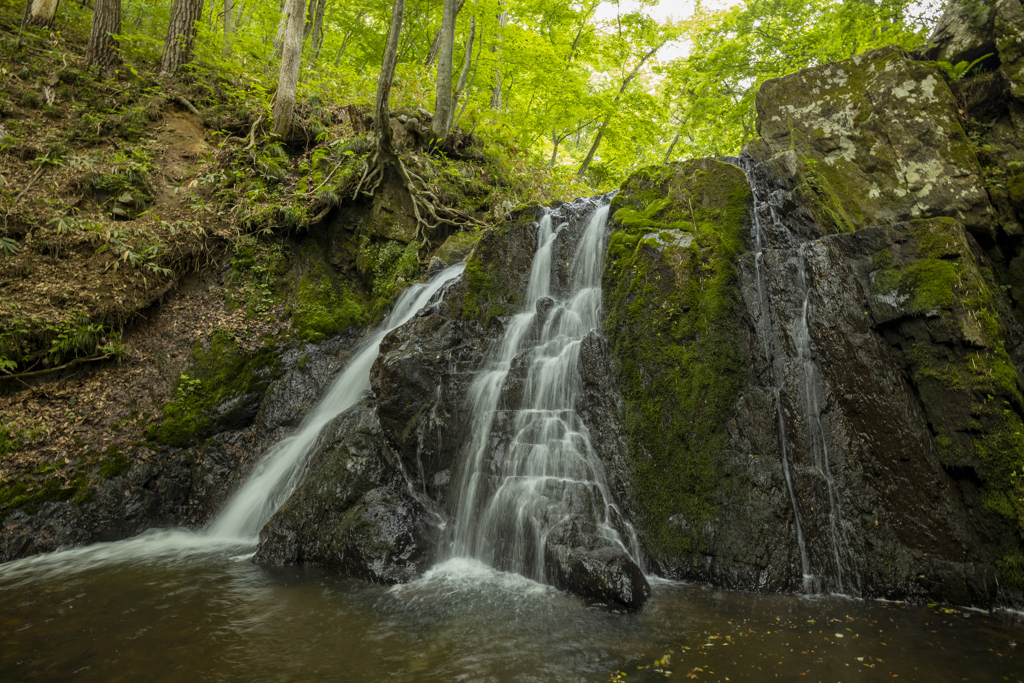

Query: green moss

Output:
[358, 237, 421, 320]
[604, 159, 751, 560]
[226, 235, 289, 319]
[998, 550, 1024, 591]
[98, 445, 130, 478]
[146, 331, 281, 447]
[799, 157, 857, 233]
[435, 228, 483, 264]
[290, 239, 368, 341]
[0, 470, 90, 514]
[461, 255, 508, 327]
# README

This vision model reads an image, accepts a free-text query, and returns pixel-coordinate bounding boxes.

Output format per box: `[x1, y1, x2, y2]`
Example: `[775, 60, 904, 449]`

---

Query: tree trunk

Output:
[576, 112, 611, 178]
[271, 0, 305, 139]
[550, 126, 561, 166]
[24, 0, 60, 29]
[374, 0, 405, 159]
[450, 15, 474, 125]
[490, 7, 507, 111]
[663, 129, 682, 164]
[424, 0, 464, 67]
[223, 0, 233, 52]
[160, 0, 204, 75]
[272, 0, 288, 57]
[452, 19, 482, 129]
[430, 0, 457, 142]
[86, 0, 121, 73]
[334, 12, 364, 67]
[576, 41, 666, 177]
[310, 0, 327, 58]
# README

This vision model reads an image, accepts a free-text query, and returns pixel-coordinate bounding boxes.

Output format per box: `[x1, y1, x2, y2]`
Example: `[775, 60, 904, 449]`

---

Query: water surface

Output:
[1, 542, 1020, 682]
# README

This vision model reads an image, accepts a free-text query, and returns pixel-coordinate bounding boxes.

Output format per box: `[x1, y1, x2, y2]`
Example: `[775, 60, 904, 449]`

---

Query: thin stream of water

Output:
[741, 159, 814, 591]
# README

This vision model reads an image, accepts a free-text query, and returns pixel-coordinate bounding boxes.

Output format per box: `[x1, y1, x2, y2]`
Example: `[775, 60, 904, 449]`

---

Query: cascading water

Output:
[739, 156, 854, 594]
[740, 157, 814, 592]
[792, 245, 853, 594]
[208, 263, 466, 540]
[0, 265, 465, 581]
[451, 203, 640, 581]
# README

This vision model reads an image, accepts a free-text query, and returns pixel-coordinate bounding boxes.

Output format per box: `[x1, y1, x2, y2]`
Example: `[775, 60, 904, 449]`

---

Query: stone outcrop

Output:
[252, 397, 437, 583]
[756, 45, 993, 236]
[602, 38, 1024, 605]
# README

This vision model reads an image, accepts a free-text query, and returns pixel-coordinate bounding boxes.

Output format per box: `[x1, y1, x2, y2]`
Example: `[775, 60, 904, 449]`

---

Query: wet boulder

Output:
[253, 397, 437, 584]
[543, 519, 650, 610]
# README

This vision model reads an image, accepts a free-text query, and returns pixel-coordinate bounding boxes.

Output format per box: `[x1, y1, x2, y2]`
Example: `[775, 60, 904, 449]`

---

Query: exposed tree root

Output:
[353, 149, 483, 252]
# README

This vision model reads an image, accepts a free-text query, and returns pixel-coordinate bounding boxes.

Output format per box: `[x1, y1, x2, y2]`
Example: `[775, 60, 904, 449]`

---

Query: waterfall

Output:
[741, 158, 814, 592]
[451, 203, 639, 582]
[739, 156, 855, 594]
[208, 263, 466, 541]
[0, 265, 466, 582]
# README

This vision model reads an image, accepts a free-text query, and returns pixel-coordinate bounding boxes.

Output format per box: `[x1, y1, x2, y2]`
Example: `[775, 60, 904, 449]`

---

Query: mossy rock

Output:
[289, 238, 368, 340]
[756, 45, 993, 236]
[458, 206, 542, 327]
[869, 217, 1024, 530]
[147, 331, 282, 448]
[603, 158, 751, 563]
[434, 228, 483, 265]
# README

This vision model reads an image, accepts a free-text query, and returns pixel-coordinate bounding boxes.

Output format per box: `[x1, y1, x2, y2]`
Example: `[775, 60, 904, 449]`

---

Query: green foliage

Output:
[359, 238, 421, 319]
[226, 235, 289, 319]
[0, 310, 127, 374]
[937, 53, 993, 81]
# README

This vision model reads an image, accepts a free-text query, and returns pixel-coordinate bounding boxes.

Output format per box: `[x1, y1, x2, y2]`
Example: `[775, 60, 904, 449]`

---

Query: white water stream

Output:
[0, 264, 465, 583]
[208, 263, 466, 540]
[451, 204, 639, 579]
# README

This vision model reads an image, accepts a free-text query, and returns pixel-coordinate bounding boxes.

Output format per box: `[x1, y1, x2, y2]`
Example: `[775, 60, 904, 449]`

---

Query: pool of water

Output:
[1, 533, 1021, 682]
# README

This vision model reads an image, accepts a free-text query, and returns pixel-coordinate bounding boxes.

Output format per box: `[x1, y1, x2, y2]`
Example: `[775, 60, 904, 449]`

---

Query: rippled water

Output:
[1, 541, 1021, 682]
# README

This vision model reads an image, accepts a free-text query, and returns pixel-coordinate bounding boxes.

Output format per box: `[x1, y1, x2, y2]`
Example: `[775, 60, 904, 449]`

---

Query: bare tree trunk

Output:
[450, 15, 474, 125]
[223, 0, 233, 52]
[86, 0, 121, 73]
[333, 12, 364, 67]
[550, 126, 561, 166]
[576, 41, 666, 177]
[374, 0, 405, 158]
[490, 6, 507, 111]
[453, 20, 482, 129]
[161, 0, 204, 75]
[271, 0, 305, 139]
[310, 0, 327, 58]
[24, 0, 60, 28]
[272, 0, 287, 57]
[424, 0, 464, 67]
[430, 0, 457, 142]
[663, 129, 682, 164]
[576, 112, 611, 179]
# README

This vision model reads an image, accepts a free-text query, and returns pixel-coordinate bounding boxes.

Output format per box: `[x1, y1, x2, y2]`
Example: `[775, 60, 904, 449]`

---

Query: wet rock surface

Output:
[253, 397, 437, 584]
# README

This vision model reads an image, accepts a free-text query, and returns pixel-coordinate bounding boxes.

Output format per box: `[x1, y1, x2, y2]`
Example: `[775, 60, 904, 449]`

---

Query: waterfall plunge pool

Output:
[1, 542, 1021, 682]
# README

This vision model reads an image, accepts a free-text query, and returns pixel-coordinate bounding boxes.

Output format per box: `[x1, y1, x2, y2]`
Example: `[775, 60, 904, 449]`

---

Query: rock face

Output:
[756, 46, 993, 236]
[601, 40, 1024, 605]
[926, 0, 1024, 99]
[252, 397, 437, 583]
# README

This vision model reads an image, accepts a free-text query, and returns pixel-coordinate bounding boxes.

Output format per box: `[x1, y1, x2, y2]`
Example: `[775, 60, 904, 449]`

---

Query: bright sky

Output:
[593, 0, 738, 62]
